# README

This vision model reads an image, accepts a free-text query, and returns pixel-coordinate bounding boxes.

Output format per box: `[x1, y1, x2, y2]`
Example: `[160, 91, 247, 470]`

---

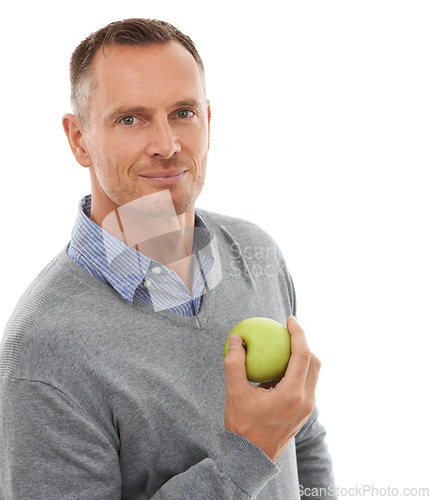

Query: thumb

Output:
[223, 334, 248, 388]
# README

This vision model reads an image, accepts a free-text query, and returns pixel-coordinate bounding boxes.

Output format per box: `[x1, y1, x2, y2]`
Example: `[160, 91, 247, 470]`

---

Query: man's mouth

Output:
[140, 169, 188, 185]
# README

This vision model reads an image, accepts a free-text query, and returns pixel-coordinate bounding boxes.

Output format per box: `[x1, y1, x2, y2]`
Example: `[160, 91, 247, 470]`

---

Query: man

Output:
[0, 18, 336, 499]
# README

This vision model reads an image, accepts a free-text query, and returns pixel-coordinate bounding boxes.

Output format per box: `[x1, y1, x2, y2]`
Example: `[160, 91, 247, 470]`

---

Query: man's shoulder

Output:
[198, 207, 260, 228]
[0, 247, 93, 376]
[7, 247, 90, 320]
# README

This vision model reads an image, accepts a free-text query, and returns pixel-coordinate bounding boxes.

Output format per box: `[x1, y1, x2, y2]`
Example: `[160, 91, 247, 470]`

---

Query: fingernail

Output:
[228, 335, 241, 349]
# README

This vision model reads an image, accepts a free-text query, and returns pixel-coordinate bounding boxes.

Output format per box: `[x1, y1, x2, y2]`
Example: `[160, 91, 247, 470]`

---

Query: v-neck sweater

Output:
[0, 209, 335, 499]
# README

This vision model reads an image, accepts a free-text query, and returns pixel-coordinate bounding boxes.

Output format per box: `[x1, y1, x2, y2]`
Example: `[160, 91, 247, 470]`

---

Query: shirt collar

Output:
[69, 195, 214, 303]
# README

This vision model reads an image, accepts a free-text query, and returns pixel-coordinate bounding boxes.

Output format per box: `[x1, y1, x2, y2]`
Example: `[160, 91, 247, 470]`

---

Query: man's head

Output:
[63, 18, 210, 223]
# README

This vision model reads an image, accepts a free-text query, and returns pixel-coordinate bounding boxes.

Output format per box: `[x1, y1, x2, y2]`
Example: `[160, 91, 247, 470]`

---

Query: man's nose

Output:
[144, 119, 181, 158]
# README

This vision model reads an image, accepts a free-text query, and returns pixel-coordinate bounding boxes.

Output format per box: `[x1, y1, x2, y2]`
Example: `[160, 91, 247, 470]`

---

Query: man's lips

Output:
[139, 169, 188, 185]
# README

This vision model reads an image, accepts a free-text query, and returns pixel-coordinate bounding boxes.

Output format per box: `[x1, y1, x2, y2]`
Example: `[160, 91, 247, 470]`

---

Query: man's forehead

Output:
[90, 41, 205, 105]
[92, 41, 200, 81]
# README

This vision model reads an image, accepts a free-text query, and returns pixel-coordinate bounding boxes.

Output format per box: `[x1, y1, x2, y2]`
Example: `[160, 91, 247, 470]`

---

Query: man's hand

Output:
[223, 315, 321, 463]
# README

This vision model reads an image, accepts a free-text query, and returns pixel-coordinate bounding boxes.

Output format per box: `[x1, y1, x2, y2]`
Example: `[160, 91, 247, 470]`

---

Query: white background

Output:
[1, 1, 429, 496]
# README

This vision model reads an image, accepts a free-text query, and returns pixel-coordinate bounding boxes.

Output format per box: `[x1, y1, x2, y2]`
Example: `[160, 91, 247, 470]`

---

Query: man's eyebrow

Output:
[172, 99, 204, 110]
[104, 99, 204, 122]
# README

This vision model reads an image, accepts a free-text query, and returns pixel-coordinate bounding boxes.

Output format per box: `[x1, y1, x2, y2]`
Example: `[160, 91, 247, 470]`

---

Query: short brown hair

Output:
[69, 18, 205, 124]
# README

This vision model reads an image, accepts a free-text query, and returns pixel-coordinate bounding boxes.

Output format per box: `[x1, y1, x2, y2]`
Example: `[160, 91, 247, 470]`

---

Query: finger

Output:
[304, 353, 321, 398]
[287, 315, 309, 349]
[223, 335, 249, 390]
[278, 316, 312, 389]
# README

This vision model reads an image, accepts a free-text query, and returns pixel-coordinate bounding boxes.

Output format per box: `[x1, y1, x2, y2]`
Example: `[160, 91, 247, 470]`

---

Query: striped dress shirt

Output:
[67, 195, 215, 316]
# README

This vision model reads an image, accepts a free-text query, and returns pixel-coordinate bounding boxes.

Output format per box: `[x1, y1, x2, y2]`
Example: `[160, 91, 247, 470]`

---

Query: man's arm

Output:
[1, 316, 331, 499]
[0, 377, 279, 499]
[295, 405, 337, 499]
[223, 315, 337, 498]
[223, 315, 321, 462]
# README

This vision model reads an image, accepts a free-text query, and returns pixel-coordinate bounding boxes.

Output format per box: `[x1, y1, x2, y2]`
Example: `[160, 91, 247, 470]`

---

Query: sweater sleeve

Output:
[0, 377, 122, 499]
[0, 377, 280, 500]
[295, 405, 338, 499]
[150, 432, 280, 499]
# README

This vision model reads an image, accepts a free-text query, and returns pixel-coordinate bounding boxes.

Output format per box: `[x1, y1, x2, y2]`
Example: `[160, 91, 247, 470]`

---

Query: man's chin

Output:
[114, 189, 194, 219]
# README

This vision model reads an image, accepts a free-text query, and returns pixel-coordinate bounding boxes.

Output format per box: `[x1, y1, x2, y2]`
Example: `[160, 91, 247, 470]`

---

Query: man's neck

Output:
[90, 192, 196, 292]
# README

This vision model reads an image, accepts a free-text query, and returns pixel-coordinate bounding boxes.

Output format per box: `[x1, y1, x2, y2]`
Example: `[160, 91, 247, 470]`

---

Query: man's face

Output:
[80, 41, 210, 218]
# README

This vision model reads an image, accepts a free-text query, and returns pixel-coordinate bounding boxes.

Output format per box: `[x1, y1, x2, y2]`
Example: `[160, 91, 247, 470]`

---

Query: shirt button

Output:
[151, 266, 162, 274]
[143, 279, 152, 288]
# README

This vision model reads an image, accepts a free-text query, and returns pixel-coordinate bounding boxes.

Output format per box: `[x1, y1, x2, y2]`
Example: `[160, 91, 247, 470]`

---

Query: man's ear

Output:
[207, 101, 211, 151]
[62, 114, 92, 168]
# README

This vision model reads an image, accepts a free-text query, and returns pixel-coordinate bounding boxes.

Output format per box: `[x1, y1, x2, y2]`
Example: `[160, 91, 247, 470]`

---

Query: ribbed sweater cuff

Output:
[216, 431, 280, 498]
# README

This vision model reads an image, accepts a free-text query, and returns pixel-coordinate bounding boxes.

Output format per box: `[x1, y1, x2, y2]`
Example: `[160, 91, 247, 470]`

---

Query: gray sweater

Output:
[0, 209, 335, 499]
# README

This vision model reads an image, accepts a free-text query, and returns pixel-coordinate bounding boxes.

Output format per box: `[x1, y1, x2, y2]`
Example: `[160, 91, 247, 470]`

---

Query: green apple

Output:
[223, 317, 291, 383]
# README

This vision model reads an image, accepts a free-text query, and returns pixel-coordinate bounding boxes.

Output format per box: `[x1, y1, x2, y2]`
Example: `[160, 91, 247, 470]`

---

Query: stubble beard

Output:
[99, 158, 206, 220]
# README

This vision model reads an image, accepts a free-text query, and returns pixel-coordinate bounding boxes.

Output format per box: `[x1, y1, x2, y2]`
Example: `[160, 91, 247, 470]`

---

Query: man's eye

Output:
[177, 110, 195, 119]
[120, 116, 138, 126]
